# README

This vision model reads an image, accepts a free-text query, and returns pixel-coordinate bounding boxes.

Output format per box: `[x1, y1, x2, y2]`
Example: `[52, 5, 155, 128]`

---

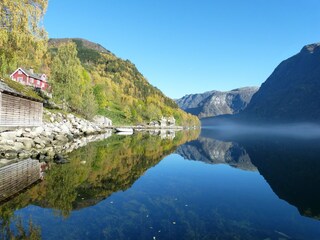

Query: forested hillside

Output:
[48, 38, 198, 125]
[0, 0, 199, 126]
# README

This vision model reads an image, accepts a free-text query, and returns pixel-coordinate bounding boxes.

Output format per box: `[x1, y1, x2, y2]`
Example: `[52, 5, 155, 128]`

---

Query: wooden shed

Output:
[0, 80, 43, 127]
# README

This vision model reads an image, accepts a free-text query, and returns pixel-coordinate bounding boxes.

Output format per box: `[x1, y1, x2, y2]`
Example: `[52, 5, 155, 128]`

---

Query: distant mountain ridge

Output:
[176, 87, 258, 118]
[49, 38, 113, 55]
[240, 42, 320, 122]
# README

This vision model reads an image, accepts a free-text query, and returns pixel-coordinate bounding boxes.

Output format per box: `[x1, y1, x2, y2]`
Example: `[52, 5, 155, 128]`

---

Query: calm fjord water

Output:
[1, 127, 320, 239]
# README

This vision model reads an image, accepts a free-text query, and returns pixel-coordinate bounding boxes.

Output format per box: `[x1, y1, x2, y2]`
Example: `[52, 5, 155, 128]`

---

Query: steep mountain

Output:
[48, 38, 199, 126]
[176, 87, 258, 118]
[241, 43, 320, 122]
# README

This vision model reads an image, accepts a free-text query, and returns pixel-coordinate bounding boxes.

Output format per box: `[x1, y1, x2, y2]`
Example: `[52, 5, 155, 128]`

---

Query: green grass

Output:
[1, 76, 43, 101]
[98, 108, 131, 126]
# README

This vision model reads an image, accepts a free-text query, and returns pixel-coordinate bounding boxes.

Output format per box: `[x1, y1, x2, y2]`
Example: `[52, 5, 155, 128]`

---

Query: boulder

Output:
[59, 124, 70, 134]
[0, 139, 14, 146]
[50, 116, 55, 122]
[34, 137, 46, 146]
[15, 129, 24, 137]
[54, 134, 69, 143]
[45, 147, 55, 158]
[167, 116, 176, 126]
[24, 128, 31, 132]
[16, 137, 35, 150]
[0, 131, 18, 141]
[12, 142, 24, 151]
[33, 126, 45, 135]
[3, 151, 18, 159]
[93, 115, 112, 127]
[18, 151, 31, 159]
[35, 143, 45, 149]
[21, 131, 38, 138]
[160, 117, 167, 127]
[149, 121, 160, 127]
[54, 154, 69, 164]
[52, 126, 61, 133]
[84, 126, 96, 135]
[67, 114, 75, 120]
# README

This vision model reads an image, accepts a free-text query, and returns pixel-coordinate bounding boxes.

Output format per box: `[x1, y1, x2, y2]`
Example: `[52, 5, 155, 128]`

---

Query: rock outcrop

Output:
[148, 116, 178, 128]
[176, 87, 258, 118]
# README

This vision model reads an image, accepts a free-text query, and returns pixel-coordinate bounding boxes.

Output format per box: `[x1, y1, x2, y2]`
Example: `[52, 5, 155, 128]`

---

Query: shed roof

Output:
[0, 80, 43, 102]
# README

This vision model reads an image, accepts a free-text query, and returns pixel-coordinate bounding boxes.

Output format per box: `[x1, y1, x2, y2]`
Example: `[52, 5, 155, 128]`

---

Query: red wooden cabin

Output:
[10, 67, 50, 91]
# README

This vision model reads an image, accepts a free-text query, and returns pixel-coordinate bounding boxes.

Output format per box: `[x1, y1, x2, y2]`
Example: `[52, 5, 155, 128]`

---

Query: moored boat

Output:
[115, 127, 134, 133]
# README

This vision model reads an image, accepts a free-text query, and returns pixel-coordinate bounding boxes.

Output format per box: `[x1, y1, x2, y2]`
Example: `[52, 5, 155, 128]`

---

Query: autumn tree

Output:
[50, 42, 97, 119]
[0, 0, 48, 76]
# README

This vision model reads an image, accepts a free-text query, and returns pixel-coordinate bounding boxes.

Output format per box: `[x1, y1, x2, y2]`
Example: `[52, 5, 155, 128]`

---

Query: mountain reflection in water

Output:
[0, 125, 320, 239]
[190, 123, 320, 221]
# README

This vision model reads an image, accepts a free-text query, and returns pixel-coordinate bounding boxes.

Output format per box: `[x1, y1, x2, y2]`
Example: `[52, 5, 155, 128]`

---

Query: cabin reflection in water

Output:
[0, 159, 44, 202]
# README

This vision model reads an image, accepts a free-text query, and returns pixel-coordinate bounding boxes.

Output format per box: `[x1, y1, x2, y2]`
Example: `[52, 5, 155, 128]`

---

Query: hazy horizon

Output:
[201, 118, 320, 139]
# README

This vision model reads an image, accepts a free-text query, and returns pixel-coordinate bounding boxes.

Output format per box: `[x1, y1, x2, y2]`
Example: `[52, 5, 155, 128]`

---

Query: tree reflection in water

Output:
[0, 130, 199, 221]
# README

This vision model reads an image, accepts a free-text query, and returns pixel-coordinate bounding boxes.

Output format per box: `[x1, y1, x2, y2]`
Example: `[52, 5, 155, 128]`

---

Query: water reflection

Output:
[1, 126, 320, 239]
[176, 137, 256, 171]
[0, 130, 199, 219]
[0, 159, 44, 203]
[239, 137, 320, 220]
[181, 126, 320, 221]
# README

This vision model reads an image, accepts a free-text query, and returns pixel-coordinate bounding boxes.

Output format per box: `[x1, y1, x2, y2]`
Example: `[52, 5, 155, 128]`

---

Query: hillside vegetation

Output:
[48, 38, 199, 126]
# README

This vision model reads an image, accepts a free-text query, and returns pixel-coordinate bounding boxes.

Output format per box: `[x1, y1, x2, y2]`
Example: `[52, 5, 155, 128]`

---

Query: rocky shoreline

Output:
[0, 110, 113, 167]
[0, 110, 191, 167]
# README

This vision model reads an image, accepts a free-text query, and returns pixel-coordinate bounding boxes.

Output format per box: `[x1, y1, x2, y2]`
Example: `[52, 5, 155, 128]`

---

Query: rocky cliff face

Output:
[241, 43, 320, 122]
[176, 87, 258, 118]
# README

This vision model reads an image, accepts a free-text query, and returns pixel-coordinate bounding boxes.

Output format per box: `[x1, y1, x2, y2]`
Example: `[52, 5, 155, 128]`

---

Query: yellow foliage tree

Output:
[0, 0, 48, 75]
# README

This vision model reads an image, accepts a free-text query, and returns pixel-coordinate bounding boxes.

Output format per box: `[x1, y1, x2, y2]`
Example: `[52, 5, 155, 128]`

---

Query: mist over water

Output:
[201, 118, 320, 139]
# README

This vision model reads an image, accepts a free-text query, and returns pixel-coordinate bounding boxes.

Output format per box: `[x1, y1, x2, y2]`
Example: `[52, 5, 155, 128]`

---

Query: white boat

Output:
[115, 127, 134, 133]
[116, 131, 133, 136]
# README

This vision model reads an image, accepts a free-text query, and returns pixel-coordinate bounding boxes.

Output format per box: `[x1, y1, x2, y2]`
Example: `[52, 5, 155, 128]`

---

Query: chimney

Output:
[29, 68, 34, 74]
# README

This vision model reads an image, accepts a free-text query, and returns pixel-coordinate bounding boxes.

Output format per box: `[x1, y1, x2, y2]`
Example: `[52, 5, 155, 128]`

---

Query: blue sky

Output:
[44, 0, 320, 98]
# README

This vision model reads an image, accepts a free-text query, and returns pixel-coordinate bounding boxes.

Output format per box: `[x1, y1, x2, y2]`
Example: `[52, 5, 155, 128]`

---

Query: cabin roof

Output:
[0, 80, 43, 102]
[21, 68, 46, 81]
[11, 68, 47, 82]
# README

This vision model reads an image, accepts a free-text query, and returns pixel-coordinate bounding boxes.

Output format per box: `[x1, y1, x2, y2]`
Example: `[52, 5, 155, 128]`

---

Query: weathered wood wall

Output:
[0, 159, 41, 203]
[0, 92, 43, 126]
